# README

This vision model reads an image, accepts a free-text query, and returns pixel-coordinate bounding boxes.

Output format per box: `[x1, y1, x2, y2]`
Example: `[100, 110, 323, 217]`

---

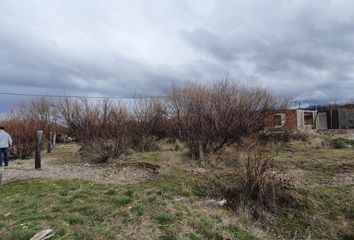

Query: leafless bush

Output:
[0, 97, 58, 159]
[168, 79, 286, 159]
[225, 137, 294, 216]
[0, 118, 40, 159]
[12, 97, 59, 131]
[131, 98, 170, 151]
[56, 97, 88, 136]
[58, 98, 133, 163]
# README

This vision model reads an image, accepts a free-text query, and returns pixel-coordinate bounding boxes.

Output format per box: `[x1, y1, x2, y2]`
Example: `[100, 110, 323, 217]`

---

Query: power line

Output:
[0, 92, 167, 99]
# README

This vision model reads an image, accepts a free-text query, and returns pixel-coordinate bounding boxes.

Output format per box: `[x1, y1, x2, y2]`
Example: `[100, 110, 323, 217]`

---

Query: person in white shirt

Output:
[0, 126, 12, 167]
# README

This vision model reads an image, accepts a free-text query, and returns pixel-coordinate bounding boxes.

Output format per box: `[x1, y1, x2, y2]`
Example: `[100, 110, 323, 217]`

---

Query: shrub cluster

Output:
[0, 97, 57, 158]
[57, 98, 134, 162]
[1, 79, 286, 163]
[0, 80, 295, 215]
[224, 137, 294, 214]
[167, 80, 286, 159]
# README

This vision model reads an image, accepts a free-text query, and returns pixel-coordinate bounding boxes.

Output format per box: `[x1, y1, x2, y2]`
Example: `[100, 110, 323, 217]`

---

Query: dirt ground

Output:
[0, 144, 156, 184]
[0, 162, 155, 184]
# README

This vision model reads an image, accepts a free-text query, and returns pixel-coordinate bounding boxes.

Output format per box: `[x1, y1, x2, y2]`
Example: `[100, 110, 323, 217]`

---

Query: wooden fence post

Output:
[47, 132, 53, 153]
[35, 130, 43, 169]
[52, 132, 57, 149]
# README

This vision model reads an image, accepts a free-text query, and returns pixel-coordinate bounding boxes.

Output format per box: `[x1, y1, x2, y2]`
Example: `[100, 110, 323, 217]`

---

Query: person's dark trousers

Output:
[0, 148, 9, 166]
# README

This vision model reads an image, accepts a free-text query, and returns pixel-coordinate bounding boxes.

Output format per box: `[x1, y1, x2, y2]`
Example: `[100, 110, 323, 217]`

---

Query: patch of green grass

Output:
[70, 230, 95, 240]
[336, 137, 354, 146]
[0, 180, 119, 239]
[71, 204, 98, 215]
[58, 189, 69, 196]
[132, 204, 144, 216]
[46, 144, 83, 165]
[276, 185, 354, 239]
[225, 226, 257, 240]
[104, 188, 116, 195]
[147, 194, 159, 203]
[156, 213, 175, 228]
[133, 151, 163, 162]
[0, 221, 6, 229]
[115, 195, 132, 206]
[192, 217, 224, 240]
[124, 188, 135, 197]
[65, 215, 85, 225]
[8, 227, 39, 240]
[188, 233, 202, 240]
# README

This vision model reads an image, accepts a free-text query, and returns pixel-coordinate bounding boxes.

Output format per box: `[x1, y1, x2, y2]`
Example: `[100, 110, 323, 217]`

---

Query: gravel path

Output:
[0, 160, 156, 184]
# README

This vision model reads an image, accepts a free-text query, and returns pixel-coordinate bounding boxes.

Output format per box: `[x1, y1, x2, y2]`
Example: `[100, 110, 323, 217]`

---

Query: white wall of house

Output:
[296, 110, 317, 131]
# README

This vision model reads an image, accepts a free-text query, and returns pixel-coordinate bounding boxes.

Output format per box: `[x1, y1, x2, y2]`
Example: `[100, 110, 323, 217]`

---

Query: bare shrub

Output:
[131, 98, 169, 151]
[225, 137, 294, 216]
[56, 97, 88, 137]
[12, 97, 59, 131]
[0, 118, 41, 159]
[0, 97, 58, 159]
[168, 79, 286, 159]
[58, 98, 133, 163]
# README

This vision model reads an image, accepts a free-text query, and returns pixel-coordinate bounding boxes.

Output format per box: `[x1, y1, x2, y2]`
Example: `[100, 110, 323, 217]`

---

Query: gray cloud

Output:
[1, 0, 354, 111]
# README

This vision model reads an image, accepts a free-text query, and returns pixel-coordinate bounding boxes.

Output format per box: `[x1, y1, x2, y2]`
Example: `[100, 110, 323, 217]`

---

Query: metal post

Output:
[35, 130, 43, 169]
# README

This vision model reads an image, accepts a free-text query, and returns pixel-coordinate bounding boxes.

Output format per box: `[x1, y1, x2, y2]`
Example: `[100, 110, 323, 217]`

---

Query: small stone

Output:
[216, 199, 227, 206]
[4, 212, 11, 217]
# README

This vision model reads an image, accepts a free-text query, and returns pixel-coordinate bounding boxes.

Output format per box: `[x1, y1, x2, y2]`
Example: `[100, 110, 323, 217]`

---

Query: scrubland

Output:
[0, 134, 353, 240]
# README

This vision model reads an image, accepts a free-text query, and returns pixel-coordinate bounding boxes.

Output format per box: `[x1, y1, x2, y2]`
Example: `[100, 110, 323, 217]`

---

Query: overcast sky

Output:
[1, 0, 354, 111]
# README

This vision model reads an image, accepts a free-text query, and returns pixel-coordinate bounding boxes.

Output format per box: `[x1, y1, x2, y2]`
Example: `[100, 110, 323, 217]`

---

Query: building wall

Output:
[338, 108, 354, 129]
[264, 109, 298, 130]
[316, 112, 328, 130]
[296, 110, 316, 131]
[266, 107, 354, 131]
[284, 110, 297, 130]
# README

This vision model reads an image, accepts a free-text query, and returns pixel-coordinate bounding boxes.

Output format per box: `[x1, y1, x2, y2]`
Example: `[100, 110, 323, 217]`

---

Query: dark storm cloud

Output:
[181, 0, 354, 104]
[0, 30, 179, 96]
[1, 0, 354, 112]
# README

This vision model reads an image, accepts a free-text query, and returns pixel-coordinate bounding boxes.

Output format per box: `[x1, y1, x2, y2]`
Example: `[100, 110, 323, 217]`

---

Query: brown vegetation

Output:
[57, 98, 133, 162]
[225, 137, 294, 217]
[131, 98, 169, 151]
[168, 80, 286, 159]
[0, 97, 57, 158]
[1, 79, 287, 164]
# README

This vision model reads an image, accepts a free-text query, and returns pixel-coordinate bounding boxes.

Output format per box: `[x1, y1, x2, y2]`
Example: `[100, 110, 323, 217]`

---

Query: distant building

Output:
[265, 109, 316, 131]
[265, 104, 354, 131]
[316, 106, 354, 130]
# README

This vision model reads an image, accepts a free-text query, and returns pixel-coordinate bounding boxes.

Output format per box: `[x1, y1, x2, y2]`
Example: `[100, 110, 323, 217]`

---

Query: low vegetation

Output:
[0, 134, 353, 239]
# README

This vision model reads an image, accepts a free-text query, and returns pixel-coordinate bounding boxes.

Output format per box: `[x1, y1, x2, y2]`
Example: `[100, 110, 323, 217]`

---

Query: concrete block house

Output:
[266, 104, 354, 131]
[266, 109, 316, 131]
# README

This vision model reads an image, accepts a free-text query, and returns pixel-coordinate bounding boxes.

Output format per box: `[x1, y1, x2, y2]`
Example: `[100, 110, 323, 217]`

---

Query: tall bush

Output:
[131, 98, 169, 151]
[58, 98, 134, 162]
[168, 80, 286, 159]
[0, 97, 57, 159]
